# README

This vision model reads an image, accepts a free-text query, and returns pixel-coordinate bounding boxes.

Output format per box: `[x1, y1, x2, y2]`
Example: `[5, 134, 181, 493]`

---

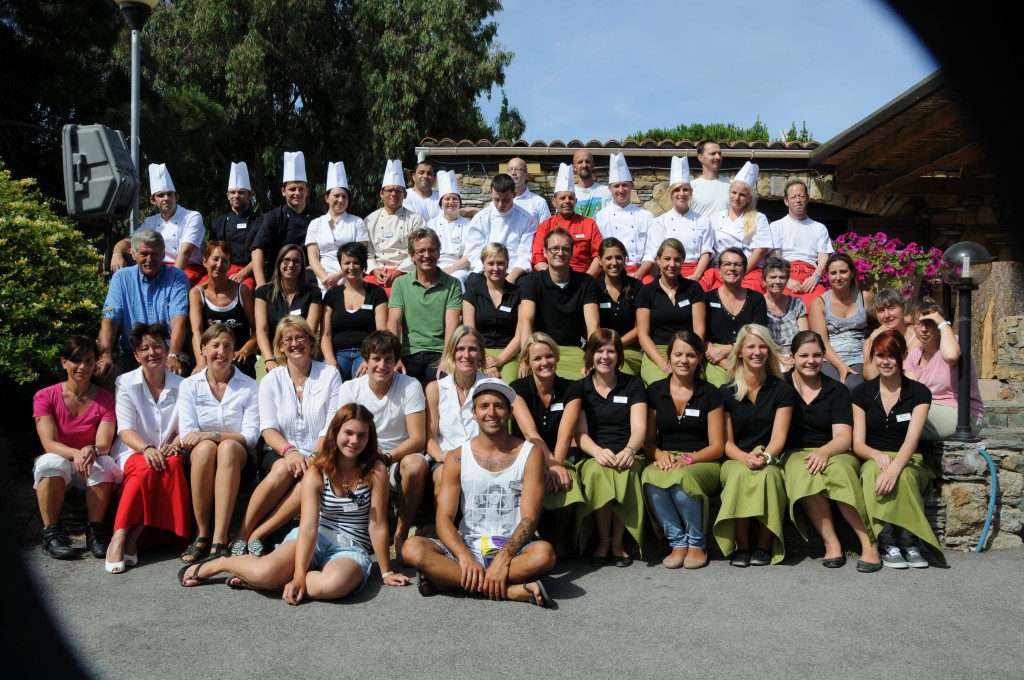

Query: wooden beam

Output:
[876, 138, 980, 193]
[839, 177, 997, 195]
[836, 105, 961, 181]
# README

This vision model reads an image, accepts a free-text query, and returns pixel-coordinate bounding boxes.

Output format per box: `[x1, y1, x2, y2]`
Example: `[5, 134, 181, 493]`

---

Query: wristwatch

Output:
[214, 431, 221, 443]
[937, 321, 951, 330]
[168, 353, 182, 361]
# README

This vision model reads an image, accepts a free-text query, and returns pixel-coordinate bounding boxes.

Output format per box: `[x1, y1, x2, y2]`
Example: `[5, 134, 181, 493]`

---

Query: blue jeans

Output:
[334, 348, 364, 381]
[643, 483, 705, 549]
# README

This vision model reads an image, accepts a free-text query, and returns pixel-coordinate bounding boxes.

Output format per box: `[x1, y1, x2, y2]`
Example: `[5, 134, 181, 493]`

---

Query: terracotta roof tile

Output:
[419, 137, 819, 150]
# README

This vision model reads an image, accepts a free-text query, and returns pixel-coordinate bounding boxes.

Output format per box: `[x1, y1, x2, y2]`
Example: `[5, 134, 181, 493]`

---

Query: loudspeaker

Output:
[61, 123, 139, 222]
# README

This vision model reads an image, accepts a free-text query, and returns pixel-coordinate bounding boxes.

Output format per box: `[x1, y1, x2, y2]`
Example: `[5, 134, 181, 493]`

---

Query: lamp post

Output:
[942, 241, 992, 442]
[115, 0, 160, 231]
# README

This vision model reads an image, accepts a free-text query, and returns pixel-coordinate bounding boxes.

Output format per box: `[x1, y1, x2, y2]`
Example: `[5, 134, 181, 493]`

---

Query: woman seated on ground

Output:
[636, 238, 706, 385]
[905, 299, 984, 439]
[105, 323, 192, 573]
[180, 404, 410, 599]
[256, 244, 323, 373]
[321, 242, 388, 380]
[462, 243, 521, 383]
[704, 247, 768, 386]
[862, 288, 920, 380]
[189, 240, 258, 378]
[33, 336, 120, 560]
[714, 324, 794, 567]
[425, 326, 488, 493]
[231, 317, 342, 557]
[853, 330, 946, 568]
[809, 253, 874, 391]
[781, 331, 880, 572]
[596, 238, 643, 375]
[177, 323, 260, 563]
[706, 161, 773, 293]
[509, 332, 586, 557]
[564, 329, 648, 566]
[763, 257, 809, 369]
[641, 331, 725, 570]
[518, 228, 600, 380]
[305, 166, 369, 295]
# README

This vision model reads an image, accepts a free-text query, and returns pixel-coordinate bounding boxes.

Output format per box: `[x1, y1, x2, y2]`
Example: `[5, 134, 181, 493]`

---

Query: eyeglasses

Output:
[720, 261, 745, 269]
[547, 246, 572, 254]
[281, 258, 303, 265]
[413, 248, 439, 256]
[282, 335, 308, 345]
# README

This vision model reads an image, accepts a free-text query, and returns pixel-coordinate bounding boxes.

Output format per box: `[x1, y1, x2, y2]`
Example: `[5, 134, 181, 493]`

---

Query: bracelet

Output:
[168, 353, 181, 361]
[937, 321, 951, 330]
[280, 444, 296, 457]
[381, 570, 395, 579]
[763, 452, 774, 464]
[142, 443, 157, 453]
[625, 445, 637, 455]
[91, 444, 99, 456]
[383, 452, 394, 466]
[681, 453, 694, 465]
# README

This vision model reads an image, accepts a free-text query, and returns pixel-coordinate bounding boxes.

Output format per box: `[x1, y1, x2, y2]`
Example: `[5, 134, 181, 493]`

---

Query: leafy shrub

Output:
[832, 231, 952, 298]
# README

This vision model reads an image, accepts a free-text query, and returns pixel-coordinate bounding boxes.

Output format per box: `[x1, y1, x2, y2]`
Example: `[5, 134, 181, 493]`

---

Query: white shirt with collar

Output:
[428, 213, 471, 271]
[110, 368, 184, 468]
[136, 205, 205, 266]
[404, 189, 440, 222]
[305, 212, 370, 293]
[465, 203, 538, 273]
[178, 367, 260, 451]
[514, 188, 552, 226]
[259, 361, 343, 454]
[595, 202, 654, 266]
[645, 208, 716, 264]
[709, 209, 774, 266]
[768, 215, 833, 265]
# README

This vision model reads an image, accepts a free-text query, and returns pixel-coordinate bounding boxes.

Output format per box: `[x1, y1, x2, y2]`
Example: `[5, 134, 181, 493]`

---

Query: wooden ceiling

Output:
[810, 71, 995, 196]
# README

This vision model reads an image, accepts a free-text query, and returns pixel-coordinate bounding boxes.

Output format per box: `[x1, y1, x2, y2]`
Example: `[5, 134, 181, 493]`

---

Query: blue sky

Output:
[476, 0, 938, 144]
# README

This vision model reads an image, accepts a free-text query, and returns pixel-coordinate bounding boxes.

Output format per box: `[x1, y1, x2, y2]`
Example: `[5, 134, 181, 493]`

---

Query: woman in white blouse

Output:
[305, 162, 369, 294]
[178, 323, 260, 562]
[707, 161, 773, 293]
[429, 170, 471, 288]
[230, 317, 342, 556]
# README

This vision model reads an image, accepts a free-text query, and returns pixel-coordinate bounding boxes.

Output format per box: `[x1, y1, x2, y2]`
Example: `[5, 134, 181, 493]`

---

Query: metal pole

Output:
[950, 278, 981, 442]
[130, 27, 141, 231]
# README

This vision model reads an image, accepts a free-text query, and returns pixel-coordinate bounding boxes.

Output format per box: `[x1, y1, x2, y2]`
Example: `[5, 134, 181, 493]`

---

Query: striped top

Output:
[318, 471, 372, 552]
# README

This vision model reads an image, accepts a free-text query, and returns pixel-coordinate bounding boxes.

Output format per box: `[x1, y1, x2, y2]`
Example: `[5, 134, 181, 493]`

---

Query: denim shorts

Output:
[281, 526, 373, 590]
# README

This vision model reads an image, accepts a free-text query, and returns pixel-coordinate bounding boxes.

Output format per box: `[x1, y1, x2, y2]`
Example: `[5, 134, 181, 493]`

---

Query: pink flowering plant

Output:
[830, 232, 951, 297]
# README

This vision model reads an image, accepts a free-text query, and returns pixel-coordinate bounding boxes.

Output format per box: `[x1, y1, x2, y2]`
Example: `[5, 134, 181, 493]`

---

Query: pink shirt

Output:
[33, 383, 116, 450]
[905, 345, 983, 419]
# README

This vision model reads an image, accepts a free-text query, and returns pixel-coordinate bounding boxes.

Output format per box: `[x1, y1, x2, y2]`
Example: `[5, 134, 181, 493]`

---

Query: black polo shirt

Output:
[595, 276, 641, 339]
[510, 375, 573, 452]
[720, 375, 795, 452]
[323, 282, 388, 350]
[635, 278, 706, 344]
[647, 377, 725, 453]
[463, 279, 520, 348]
[851, 376, 932, 452]
[255, 283, 322, 338]
[565, 371, 648, 452]
[520, 269, 600, 347]
[209, 209, 259, 266]
[252, 204, 320, 277]
[706, 288, 768, 345]
[785, 373, 853, 450]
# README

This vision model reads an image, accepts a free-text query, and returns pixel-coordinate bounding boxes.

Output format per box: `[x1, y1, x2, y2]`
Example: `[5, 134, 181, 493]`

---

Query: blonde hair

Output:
[440, 325, 485, 374]
[724, 324, 784, 401]
[480, 242, 510, 264]
[272, 316, 318, 364]
[518, 332, 560, 374]
[731, 180, 759, 242]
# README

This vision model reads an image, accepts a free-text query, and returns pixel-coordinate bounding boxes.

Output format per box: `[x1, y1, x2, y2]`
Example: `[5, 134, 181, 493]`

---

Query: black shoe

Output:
[85, 523, 109, 559]
[42, 525, 77, 560]
[611, 554, 633, 568]
[730, 550, 751, 568]
[749, 548, 772, 566]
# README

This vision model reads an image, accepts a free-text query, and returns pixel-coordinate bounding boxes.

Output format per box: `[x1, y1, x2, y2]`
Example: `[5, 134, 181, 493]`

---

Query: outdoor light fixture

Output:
[942, 241, 992, 442]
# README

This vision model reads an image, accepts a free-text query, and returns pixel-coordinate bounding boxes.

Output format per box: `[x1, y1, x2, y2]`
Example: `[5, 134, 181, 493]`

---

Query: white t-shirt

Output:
[137, 206, 204, 266]
[514, 188, 552, 226]
[690, 177, 731, 217]
[404, 190, 440, 222]
[574, 183, 613, 218]
[305, 212, 370, 293]
[709, 209, 774, 266]
[465, 204, 538, 273]
[334, 373, 425, 453]
[645, 209, 715, 264]
[428, 214, 471, 271]
[768, 215, 833, 265]
[594, 202, 653, 267]
[259, 361, 343, 454]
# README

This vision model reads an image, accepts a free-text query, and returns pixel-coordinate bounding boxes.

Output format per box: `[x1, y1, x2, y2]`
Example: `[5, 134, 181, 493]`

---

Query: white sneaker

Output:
[881, 545, 909, 569]
[904, 546, 929, 569]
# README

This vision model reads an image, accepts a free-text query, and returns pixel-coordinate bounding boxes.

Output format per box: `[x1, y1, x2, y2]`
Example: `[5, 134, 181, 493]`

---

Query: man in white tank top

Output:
[402, 378, 555, 607]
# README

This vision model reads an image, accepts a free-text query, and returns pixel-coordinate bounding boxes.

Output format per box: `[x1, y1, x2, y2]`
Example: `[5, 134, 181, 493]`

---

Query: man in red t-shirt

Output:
[531, 163, 603, 277]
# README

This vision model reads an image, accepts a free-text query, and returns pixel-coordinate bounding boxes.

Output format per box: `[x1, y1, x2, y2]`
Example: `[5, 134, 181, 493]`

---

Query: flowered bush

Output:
[831, 231, 951, 298]
[0, 160, 108, 385]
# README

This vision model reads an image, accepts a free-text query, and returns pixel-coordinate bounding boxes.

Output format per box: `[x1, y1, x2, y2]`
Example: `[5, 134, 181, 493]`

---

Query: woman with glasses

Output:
[255, 244, 323, 373]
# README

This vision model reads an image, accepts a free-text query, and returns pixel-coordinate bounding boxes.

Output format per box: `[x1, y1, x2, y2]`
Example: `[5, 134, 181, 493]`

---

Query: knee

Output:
[88, 457, 123, 486]
[33, 454, 72, 488]
[190, 441, 217, 465]
[264, 460, 293, 486]
[401, 455, 427, 481]
[401, 536, 430, 566]
[530, 540, 557, 571]
[217, 441, 246, 467]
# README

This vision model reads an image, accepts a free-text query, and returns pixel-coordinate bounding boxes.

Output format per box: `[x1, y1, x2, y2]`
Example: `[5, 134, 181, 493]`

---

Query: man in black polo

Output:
[207, 161, 259, 291]
[250, 151, 319, 286]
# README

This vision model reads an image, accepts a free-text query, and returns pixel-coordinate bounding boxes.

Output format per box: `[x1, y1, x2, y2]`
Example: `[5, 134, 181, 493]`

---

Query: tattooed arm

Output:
[483, 445, 545, 600]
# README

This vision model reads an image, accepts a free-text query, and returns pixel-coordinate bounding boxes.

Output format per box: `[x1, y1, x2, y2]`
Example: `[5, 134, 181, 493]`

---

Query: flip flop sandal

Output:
[180, 537, 210, 564]
[417, 571, 437, 597]
[525, 581, 553, 608]
[177, 556, 215, 587]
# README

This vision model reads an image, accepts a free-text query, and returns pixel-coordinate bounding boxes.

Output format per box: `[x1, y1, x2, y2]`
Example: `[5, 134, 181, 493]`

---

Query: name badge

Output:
[599, 302, 612, 309]
[709, 302, 722, 308]
[361, 304, 374, 310]
[684, 408, 700, 417]
[451, 236, 461, 243]
[382, 231, 394, 238]
[498, 305, 512, 313]
[289, 309, 302, 316]
[896, 413, 912, 423]
[236, 223, 247, 229]
[613, 395, 628, 404]
[575, 233, 585, 239]
[551, 403, 564, 412]
[677, 299, 691, 308]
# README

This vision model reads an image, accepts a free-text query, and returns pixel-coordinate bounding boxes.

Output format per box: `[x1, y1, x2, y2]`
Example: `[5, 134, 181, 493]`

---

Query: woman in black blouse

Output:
[641, 331, 725, 569]
[320, 242, 388, 380]
[705, 247, 768, 386]
[636, 238, 707, 386]
[509, 332, 585, 556]
[564, 329, 648, 566]
[782, 331, 879, 572]
[596, 238, 643, 375]
[462, 242, 521, 383]
[714, 324, 793, 567]
[255, 244, 323, 374]
[852, 330, 944, 568]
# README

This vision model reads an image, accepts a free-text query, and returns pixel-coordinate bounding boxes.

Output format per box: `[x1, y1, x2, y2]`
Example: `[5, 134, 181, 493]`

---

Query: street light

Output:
[942, 241, 992, 442]
[115, 0, 160, 230]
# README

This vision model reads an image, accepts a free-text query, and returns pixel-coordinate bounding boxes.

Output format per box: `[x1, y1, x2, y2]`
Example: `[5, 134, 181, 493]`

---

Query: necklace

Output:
[64, 381, 88, 402]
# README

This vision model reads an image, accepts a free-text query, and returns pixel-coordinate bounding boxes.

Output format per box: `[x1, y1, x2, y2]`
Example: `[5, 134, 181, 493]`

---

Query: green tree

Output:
[632, 116, 810, 143]
[495, 90, 526, 141]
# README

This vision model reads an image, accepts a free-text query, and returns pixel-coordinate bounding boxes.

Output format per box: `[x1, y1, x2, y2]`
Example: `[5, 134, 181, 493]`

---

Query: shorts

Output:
[430, 537, 534, 568]
[388, 452, 430, 492]
[32, 453, 123, 489]
[280, 526, 373, 591]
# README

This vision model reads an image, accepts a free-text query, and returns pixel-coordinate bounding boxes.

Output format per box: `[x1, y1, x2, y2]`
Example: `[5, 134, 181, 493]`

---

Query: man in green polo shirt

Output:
[388, 227, 463, 385]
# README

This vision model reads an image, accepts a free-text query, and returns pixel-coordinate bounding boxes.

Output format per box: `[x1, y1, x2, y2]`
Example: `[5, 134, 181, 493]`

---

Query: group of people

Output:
[32, 143, 982, 608]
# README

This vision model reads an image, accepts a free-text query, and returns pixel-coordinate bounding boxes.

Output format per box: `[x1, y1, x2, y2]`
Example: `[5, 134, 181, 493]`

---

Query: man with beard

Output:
[403, 160, 441, 222]
[572, 149, 613, 218]
[206, 162, 258, 291]
[690, 140, 731, 217]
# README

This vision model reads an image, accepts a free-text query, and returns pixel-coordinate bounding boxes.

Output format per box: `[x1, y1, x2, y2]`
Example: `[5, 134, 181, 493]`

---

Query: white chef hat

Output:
[669, 156, 691, 189]
[148, 163, 175, 195]
[381, 159, 405, 189]
[436, 170, 460, 198]
[607, 153, 633, 183]
[554, 163, 575, 194]
[282, 151, 307, 183]
[226, 162, 251, 192]
[326, 161, 349, 192]
[733, 161, 759, 190]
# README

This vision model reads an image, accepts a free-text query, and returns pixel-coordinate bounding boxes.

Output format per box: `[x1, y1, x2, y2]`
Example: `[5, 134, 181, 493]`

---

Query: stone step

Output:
[982, 402, 1024, 429]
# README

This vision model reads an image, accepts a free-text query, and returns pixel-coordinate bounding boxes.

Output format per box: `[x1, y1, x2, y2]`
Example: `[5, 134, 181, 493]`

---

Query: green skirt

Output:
[704, 360, 729, 387]
[555, 346, 585, 381]
[576, 455, 646, 555]
[640, 346, 670, 386]
[484, 346, 519, 384]
[542, 461, 586, 511]
[621, 345, 642, 376]
[641, 458, 721, 537]
[713, 459, 787, 563]
[860, 452, 946, 566]
[781, 449, 872, 543]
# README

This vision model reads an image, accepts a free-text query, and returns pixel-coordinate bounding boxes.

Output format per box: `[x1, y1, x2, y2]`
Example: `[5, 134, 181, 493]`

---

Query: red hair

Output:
[870, 329, 907, 374]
